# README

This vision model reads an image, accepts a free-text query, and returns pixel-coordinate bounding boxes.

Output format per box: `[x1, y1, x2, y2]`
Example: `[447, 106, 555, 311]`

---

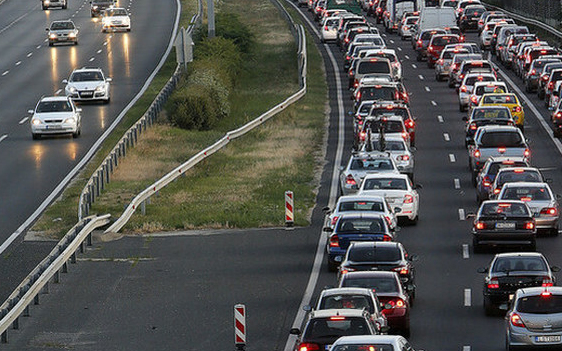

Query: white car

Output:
[102, 7, 131, 32]
[325, 194, 398, 230]
[29, 96, 81, 139]
[339, 152, 400, 195]
[63, 67, 111, 103]
[46, 20, 78, 46]
[398, 16, 418, 40]
[358, 173, 420, 224]
[321, 16, 339, 42]
[458, 72, 497, 112]
[363, 136, 414, 179]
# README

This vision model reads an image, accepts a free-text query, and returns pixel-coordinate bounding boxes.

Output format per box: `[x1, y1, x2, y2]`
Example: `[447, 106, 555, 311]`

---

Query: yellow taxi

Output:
[478, 93, 525, 131]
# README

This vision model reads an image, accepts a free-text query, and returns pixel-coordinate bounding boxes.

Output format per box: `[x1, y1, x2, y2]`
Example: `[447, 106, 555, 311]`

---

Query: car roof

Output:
[362, 173, 409, 181]
[517, 286, 562, 297]
[40, 96, 70, 102]
[495, 252, 545, 259]
[333, 335, 406, 345]
[481, 199, 528, 205]
[72, 67, 103, 73]
[319, 287, 374, 297]
[342, 270, 400, 279]
[476, 125, 519, 132]
[349, 241, 399, 249]
[500, 181, 548, 188]
[487, 156, 526, 163]
[336, 194, 387, 202]
[309, 308, 369, 319]
[338, 212, 386, 220]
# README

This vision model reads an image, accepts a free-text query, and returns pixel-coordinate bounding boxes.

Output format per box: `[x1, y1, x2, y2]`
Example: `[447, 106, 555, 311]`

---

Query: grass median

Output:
[32, 0, 328, 236]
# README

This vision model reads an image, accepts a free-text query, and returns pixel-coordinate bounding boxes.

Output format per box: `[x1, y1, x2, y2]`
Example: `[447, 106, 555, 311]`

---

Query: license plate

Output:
[46, 125, 62, 130]
[496, 222, 515, 229]
[536, 336, 561, 343]
[81, 93, 93, 97]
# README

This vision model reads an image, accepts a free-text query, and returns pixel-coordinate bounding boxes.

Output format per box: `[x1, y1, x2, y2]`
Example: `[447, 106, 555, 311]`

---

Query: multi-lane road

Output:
[0, 0, 178, 301]
[3, 0, 562, 350]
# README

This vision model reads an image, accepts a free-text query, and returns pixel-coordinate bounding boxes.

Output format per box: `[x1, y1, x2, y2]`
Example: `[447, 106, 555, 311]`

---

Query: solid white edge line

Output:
[0, 134, 7, 143]
[0, 0, 183, 256]
[459, 208, 466, 221]
[464, 289, 471, 306]
[462, 244, 469, 259]
[454, 178, 460, 189]
[282, 3, 344, 351]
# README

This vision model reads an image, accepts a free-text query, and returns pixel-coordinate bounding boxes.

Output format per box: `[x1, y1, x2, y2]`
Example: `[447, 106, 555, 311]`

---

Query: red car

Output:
[339, 271, 412, 337]
[427, 34, 460, 68]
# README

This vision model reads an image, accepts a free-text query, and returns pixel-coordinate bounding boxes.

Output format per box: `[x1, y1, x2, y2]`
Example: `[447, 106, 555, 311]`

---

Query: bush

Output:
[193, 37, 243, 83]
[215, 13, 255, 54]
[168, 85, 218, 130]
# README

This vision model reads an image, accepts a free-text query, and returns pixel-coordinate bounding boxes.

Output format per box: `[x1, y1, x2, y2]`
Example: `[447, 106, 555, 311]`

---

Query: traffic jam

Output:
[289, 0, 562, 350]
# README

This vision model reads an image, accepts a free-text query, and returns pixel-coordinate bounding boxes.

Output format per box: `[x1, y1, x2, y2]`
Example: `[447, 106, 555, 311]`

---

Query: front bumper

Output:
[31, 122, 78, 135]
[68, 90, 109, 101]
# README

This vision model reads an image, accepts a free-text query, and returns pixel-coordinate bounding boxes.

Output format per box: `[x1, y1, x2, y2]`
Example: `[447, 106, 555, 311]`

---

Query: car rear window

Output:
[497, 171, 541, 185]
[370, 108, 409, 119]
[350, 158, 395, 171]
[432, 36, 459, 46]
[472, 107, 510, 119]
[517, 295, 562, 314]
[358, 61, 391, 74]
[475, 85, 506, 95]
[332, 344, 394, 351]
[371, 140, 406, 151]
[359, 86, 397, 101]
[319, 295, 374, 311]
[338, 200, 385, 212]
[304, 317, 371, 339]
[482, 94, 517, 104]
[337, 218, 386, 233]
[421, 31, 444, 40]
[340, 276, 399, 293]
[493, 257, 548, 272]
[501, 186, 551, 201]
[348, 245, 401, 262]
[488, 161, 528, 176]
[464, 61, 492, 71]
[480, 131, 524, 147]
[362, 178, 407, 190]
[465, 75, 495, 86]
[358, 102, 374, 115]
[480, 202, 530, 216]
[365, 120, 404, 133]
[406, 17, 418, 24]
[443, 50, 469, 59]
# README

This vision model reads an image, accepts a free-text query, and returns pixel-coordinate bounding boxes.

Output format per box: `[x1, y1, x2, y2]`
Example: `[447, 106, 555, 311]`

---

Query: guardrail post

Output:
[99, 170, 104, 191]
[13, 317, 18, 330]
[141, 201, 146, 215]
[71, 252, 77, 264]
[41, 282, 48, 294]
[23, 305, 30, 317]
[79, 241, 84, 254]
[34, 294, 39, 305]
[87, 232, 92, 246]
[62, 261, 68, 273]
[54, 270, 60, 283]
[1, 330, 6, 343]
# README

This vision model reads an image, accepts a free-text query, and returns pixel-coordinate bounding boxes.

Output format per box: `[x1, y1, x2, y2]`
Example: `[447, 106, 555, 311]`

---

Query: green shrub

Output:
[193, 37, 243, 82]
[168, 85, 218, 130]
[215, 13, 255, 54]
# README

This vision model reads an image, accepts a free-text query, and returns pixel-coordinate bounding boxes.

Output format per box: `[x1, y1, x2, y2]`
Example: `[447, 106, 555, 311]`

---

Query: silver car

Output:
[329, 335, 414, 351]
[362, 136, 414, 179]
[434, 47, 469, 81]
[29, 96, 81, 139]
[506, 287, 562, 350]
[339, 152, 400, 195]
[498, 182, 560, 235]
[46, 20, 78, 46]
[63, 67, 112, 103]
[325, 194, 398, 230]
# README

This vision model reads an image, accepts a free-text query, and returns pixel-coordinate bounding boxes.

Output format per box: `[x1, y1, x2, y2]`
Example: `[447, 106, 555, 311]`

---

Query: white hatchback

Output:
[102, 7, 131, 32]
[321, 16, 340, 42]
[29, 96, 81, 139]
[63, 67, 111, 103]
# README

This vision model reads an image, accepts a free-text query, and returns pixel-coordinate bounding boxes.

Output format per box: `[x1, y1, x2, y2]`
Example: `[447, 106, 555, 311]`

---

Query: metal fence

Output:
[486, 0, 561, 28]
[104, 0, 307, 234]
[78, 4, 203, 221]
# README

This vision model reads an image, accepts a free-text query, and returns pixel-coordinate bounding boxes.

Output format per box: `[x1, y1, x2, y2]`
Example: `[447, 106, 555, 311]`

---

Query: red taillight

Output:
[298, 343, 320, 351]
[404, 195, 414, 204]
[356, 91, 361, 101]
[324, 26, 328, 30]
[331, 216, 339, 225]
[531, 69, 536, 75]
[405, 119, 415, 128]
[524, 149, 531, 158]
[475, 221, 486, 230]
[473, 149, 481, 158]
[482, 176, 491, 187]
[525, 221, 535, 230]
[512, 106, 522, 113]
[360, 132, 366, 141]
[549, 82, 554, 90]
[470, 122, 477, 130]
[428, 45, 434, 52]
[394, 266, 409, 275]
[383, 234, 392, 241]
[542, 75, 549, 81]
[460, 86, 468, 92]
[345, 174, 356, 185]
[401, 132, 409, 140]
[543, 277, 554, 287]
[555, 112, 562, 119]
[417, 40, 422, 47]
[494, 188, 501, 195]
[340, 268, 355, 275]
[487, 278, 499, 289]
[329, 234, 339, 248]
[498, 147, 506, 153]
[470, 95, 479, 104]
[385, 298, 406, 309]
[540, 207, 558, 216]
[397, 155, 410, 161]
[510, 313, 526, 328]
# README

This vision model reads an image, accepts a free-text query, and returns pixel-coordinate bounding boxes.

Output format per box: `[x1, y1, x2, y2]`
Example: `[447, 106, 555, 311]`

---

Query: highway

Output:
[0, 0, 178, 302]
[3, 1, 562, 351]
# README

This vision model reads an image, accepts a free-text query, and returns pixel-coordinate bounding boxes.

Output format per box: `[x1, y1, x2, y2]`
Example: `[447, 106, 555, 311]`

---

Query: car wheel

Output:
[32, 133, 40, 140]
[483, 296, 496, 316]
[72, 129, 80, 138]
[127, 28, 131, 32]
[48, 42, 54, 47]
[416, 54, 421, 62]
[459, 104, 465, 112]
[448, 80, 454, 88]
[74, 41, 78, 45]
[104, 97, 110, 104]
[472, 238, 482, 253]
[551, 227, 559, 236]
[327, 259, 338, 272]
[62, 3, 67, 9]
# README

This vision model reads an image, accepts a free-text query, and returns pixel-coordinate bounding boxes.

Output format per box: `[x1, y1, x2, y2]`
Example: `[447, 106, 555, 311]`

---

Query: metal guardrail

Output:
[0, 214, 111, 343]
[104, 3, 308, 234]
[483, 1, 562, 40]
[77, 1, 203, 221]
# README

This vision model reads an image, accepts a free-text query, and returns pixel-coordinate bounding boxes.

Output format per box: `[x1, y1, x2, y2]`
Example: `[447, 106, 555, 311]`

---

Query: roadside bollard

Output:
[285, 190, 294, 228]
[234, 304, 246, 351]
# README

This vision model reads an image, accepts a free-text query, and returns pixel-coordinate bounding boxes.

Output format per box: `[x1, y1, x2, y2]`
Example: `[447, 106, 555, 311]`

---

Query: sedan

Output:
[46, 20, 78, 46]
[324, 194, 398, 230]
[478, 252, 559, 315]
[358, 173, 420, 224]
[64, 67, 111, 103]
[475, 157, 529, 203]
[339, 153, 400, 195]
[339, 271, 412, 336]
[329, 335, 415, 351]
[506, 287, 562, 350]
[458, 72, 497, 112]
[470, 200, 536, 252]
[363, 136, 414, 179]
[497, 182, 560, 235]
[489, 167, 544, 200]
[102, 7, 131, 32]
[29, 96, 81, 139]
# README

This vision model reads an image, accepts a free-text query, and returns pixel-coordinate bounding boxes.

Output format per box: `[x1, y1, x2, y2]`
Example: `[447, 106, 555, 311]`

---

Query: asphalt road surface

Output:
[4, 2, 562, 351]
[0, 0, 178, 302]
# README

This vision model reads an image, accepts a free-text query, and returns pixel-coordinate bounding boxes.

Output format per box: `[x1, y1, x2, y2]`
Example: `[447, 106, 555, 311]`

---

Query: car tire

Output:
[448, 80, 454, 88]
[473, 238, 482, 253]
[62, 3, 67, 9]
[483, 296, 496, 316]
[127, 29, 131, 32]
[49, 42, 54, 47]
[104, 97, 110, 104]
[551, 227, 559, 236]
[416, 54, 421, 62]
[72, 128, 81, 138]
[327, 259, 338, 272]
[459, 104, 466, 112]
[32, 133, 40, 140]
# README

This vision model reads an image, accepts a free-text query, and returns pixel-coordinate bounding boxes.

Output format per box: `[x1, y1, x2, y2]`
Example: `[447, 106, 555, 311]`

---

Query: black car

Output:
[338, 242, 416, 301]
[90, 0, 115, 17]
[475, 157, 529, 203]
[463, 106, 514, 147]
[478, 252, 559, 315]
[458, 5, 486, 31]
[471, 200, 537, 252]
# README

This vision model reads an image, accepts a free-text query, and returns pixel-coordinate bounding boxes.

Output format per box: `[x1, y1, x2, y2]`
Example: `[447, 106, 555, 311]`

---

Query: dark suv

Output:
[90, 0, 115, 17]
[478, 252, 559, 315]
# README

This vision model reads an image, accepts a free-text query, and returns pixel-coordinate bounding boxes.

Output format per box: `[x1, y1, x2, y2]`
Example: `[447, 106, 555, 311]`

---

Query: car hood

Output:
[33, 112, 75, 121]
[49, 29, 78, 34]
[104, 15, 129, 21]
[67, 81, 105, 90]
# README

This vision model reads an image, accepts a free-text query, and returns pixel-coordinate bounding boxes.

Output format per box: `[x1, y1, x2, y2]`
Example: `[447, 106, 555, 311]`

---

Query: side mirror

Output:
[462, 116, 468, 121]
[28, 109, 34, 114]
[46, 28, 49, 31]
[408, 254, 419, 261]
[322, 206, 331, 213]
[62, 79, 68, 84]
[348, 111, 354, 116]
[106, 77, 112, 82]
[339, 166, 345, 171]
[290, 328, 301, 335]
[406, 284, 415, 292]
[415, 184, 422, 189]
[76, 108, 83, 112]
[477, 267, 488, 273]
[302, 305, 312, 312]
[351, 184, 358, 190]
[552, 266, 561, 272]
[498, 303, 509, 311]
[323, 227, 334, 233]
[549, 106, 554, 111]
[394, 207, 402, 213]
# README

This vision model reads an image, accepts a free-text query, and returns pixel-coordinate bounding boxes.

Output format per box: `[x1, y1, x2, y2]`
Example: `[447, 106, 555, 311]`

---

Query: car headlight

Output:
[95, 85, 105, 92]
[31, 119, 42, 125]
[68, 32, 77, 38]
[64, 117, 76, 124]
[67, 86, 77, 93]
[49, 33, 57, 39]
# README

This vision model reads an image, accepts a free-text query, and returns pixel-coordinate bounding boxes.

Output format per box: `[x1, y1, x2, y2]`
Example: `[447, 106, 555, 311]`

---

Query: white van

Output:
[416, 7, 456, 34]
[384, 0, 416, 33]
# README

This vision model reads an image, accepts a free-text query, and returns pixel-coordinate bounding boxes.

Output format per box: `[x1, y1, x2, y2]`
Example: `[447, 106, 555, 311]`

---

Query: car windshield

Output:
[406, 17, 417, 24]
[358, 61, 391, 74]
[338, 200, 384, 212]
[366, 120, 404, 133]
[464, 62, 492, 72]
[480, 202, 530, 216]
[337, 218, 386, 233]
[479, 131, 524, 147]
[348, 246, 401, 262]
[472, 108, 510, 119]
[105, 9, 127, 16]
[319, 295, 374, 311]
[517, 295, 562, 314]
[332, 344, 394, 351]
[70, 71, 103, 82]
[341, 276, 399, 293]
[304, 317, 371, 339]
[350, 158, 394, 171]
[36, 100, 72, 113]
[51, 22, 75, 30]
[421, 31, 443, 40]
[501, 186, 551, 201]
[492, 257, 548, 272]
[497, 171, 541, 185]
[359, 87, 397, 100]
[363, 178, 407, 190]
[358, 103, 374, 115]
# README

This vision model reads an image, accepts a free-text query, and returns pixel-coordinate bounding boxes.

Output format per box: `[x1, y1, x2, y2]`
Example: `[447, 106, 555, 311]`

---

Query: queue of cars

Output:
[293, 0, 562, 350]
[32, 1, 130, 139]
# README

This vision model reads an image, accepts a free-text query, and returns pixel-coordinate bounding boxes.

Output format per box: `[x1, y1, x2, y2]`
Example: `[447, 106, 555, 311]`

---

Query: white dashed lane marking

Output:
[449, 154, 456, 162]
[464, 289, 472, 307]
[27, 52, 32, 57]
[437, 115, 444, 123]
[405, 54, 409, 60]
[97, 49, 102, 54]
[0, 135, 7, 143]
[89, 57, 95, 62]
[15, 61, 21, 66]
[458, 208, 466, 221]
[431, 100, 437, 106]
[2, 71, 8, 76]
[425, 86, 431, 92]
[454, 178, 460, 189]
[19, 117, 28, 125]
[462, 244, 470, 259]
[444, 133, 450, 141]
[418, 74, 424, 80]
